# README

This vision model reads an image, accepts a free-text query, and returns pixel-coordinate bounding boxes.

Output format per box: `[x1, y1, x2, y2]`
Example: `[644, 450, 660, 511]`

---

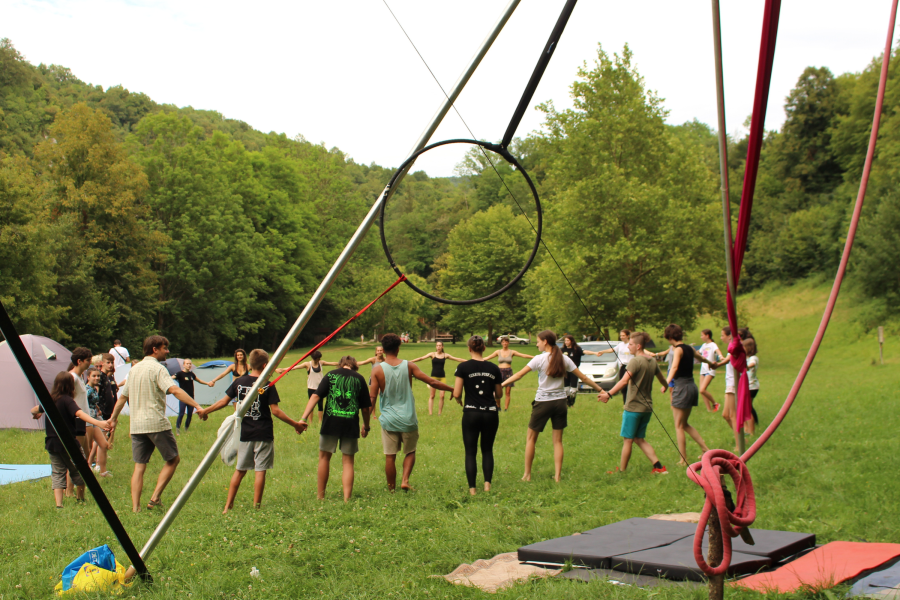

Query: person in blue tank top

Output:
[369, 333, 454, 492]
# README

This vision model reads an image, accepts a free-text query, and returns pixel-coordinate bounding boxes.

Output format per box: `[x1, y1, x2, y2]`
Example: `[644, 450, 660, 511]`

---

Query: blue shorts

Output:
[620, 410, 652, 440]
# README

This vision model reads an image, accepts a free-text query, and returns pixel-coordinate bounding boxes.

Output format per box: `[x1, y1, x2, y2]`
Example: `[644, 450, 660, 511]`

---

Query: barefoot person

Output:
[109, 336, 208, 512]
[598, 332, 669, 475]
[697, 329, 722, 412]
[662, 324, 716, 465]
[300, 356, 372, 501]
[32, 372, 110, 508]
[85, 367, 112, 477]
[204, 349, 304, 513]
[502, 330, 604, 482]
[451, 336, 503, 496]
[485, 337, 533, 411]
[410, 342, 465, 416]
[369, 334, 453, 491]
[275, 351, 338, 424]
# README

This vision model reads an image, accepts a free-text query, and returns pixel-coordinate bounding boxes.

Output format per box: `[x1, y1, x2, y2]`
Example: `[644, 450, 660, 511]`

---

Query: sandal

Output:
[147, 498, 164, 511]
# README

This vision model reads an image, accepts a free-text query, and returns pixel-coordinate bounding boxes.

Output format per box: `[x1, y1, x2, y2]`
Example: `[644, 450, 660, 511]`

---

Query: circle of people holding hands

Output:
[35, 325, 759, 512]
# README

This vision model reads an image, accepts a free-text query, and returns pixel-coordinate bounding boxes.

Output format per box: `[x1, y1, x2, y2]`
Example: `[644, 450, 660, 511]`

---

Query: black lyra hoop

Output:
[379, 139, 542, 306]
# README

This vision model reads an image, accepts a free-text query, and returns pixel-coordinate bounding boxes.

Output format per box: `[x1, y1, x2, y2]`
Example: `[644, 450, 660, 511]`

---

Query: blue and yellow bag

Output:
[54, 545, 132, 596]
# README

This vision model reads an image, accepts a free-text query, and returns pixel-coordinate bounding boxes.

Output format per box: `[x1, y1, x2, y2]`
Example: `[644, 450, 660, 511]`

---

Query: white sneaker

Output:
[92, 464, 100, 473]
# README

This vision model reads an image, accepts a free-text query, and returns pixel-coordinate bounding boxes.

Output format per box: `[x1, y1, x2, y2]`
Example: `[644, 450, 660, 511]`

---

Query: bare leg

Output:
[317, 451, 332, 500]
[438, 391, 445, 415]
[699, 375, 717, 411]
[672, 407, 689, 465]
[317, 410, 323, 424]
[223, 470, 246, 514]
[428, 386, 436, 415]
[131, 463, 147, 512]
[385, 454, 397, 491]
[522, 428, 539, 481]
[92, 428, 110, 474]
[552, 429, 564, 482]
[75, 485, 85, 501]
[252, 471, 266, 507]
[722, 393, 739, 450]
[400, 452, 415, 491]
[634, 438, 660, 465]
[54, 488, 65, 508]
[149, 455, 181, 505]
[341, 453, 355, 501]
[619, 438, 634, 472]
[504, 387, 512, 410]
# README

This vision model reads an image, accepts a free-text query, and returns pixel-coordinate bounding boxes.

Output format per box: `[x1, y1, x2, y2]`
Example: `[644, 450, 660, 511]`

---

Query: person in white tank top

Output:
[274, 350, 338, 422]
[697, 329, 722, 413]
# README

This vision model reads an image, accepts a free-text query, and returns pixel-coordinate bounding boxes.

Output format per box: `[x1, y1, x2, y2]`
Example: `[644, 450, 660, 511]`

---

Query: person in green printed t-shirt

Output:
[299, 356, 372, 501]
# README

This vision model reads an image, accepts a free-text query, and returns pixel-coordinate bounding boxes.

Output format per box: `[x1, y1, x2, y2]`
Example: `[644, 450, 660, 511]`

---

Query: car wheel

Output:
[520, 341, 527, 345]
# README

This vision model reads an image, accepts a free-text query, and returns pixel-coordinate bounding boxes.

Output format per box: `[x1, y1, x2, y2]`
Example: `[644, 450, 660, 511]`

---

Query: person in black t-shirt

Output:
[561, 335, 585, 406]
[204, 349, 305, 513]
[32, 372, 110, 508]
[451, 336, 503, 496]
[173, 359, 212, 435]
[298, 356, 372, 501]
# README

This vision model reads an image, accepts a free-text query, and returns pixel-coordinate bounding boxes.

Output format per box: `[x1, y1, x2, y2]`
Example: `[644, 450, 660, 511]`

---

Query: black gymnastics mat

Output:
[517, 518, 695, 569]
[610, 537, 772, 582]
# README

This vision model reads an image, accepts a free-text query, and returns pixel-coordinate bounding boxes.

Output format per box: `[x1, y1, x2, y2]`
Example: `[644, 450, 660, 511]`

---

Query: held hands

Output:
[361, 427, 370, 438]
[296, 420, 309, 434]
[97, 419, 112, 431]
[207, 381, 215, 387]
[195, 408, 208, 421]
[597, 390, 610, 404]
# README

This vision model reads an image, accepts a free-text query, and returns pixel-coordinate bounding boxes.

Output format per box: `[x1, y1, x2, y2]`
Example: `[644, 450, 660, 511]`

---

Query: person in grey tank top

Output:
[369, 334, 454, 491]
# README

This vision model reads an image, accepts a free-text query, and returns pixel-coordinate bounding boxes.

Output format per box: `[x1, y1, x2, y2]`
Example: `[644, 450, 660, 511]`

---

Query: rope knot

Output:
[687, 449, 757, 576]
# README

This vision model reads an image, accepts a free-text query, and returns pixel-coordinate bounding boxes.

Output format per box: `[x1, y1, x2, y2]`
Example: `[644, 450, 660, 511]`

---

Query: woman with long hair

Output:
[275, 350, 338, 423]
[485, 336, 533, 411]
[502, 330, 604, 482]
[561, 335, 584, 406]
[451, 336, 503, 495]
[662, 324, 716, 465]
[594, 329, 634, 402]
[697, 329, 722, 412]
[209, 349, 251, 393]
[32, 372, 110, 507]
[85, 367, 112, 477]
[410, 341, 465, 416]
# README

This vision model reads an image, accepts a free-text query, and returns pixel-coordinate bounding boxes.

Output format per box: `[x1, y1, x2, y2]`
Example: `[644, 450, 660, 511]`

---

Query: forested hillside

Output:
[1, 37, 897, 355]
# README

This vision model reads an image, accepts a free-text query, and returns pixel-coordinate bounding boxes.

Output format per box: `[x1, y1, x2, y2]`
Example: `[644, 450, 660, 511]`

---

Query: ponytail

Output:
[538, 330, 565, 378]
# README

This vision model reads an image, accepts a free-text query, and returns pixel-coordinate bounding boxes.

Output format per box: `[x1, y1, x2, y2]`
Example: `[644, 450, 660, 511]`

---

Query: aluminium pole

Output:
[129, 0, 522, 576]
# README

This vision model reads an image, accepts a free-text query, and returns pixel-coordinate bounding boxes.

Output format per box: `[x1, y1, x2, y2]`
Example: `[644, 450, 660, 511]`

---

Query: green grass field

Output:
[1, 279, 898, 599]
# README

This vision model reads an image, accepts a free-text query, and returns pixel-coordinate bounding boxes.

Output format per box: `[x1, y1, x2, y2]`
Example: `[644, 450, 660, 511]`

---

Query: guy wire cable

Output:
[379, 0, 699, 474]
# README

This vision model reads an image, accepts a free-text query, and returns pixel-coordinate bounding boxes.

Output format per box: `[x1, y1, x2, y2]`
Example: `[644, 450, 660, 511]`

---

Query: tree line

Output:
[1, 37, 896, 356]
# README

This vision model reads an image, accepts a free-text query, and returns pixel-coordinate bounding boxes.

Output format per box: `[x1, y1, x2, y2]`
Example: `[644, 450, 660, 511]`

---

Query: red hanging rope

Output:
[263, 274, 407, 391]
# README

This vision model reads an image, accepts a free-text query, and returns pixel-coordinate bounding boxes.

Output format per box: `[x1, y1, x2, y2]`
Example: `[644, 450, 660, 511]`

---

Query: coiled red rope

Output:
[693, 0, 897, 577]
[264, 274, 407, 391]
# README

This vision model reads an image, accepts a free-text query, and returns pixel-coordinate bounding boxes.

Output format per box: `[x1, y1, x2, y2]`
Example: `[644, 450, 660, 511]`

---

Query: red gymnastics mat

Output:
[733, 542, 900, 593]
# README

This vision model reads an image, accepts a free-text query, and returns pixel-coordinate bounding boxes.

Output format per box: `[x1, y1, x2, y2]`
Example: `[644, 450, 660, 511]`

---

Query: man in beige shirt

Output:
[110, 335, 207, 512]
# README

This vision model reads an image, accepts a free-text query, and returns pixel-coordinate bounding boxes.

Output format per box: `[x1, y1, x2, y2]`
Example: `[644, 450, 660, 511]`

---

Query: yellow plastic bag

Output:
[54, 560, 133, 596]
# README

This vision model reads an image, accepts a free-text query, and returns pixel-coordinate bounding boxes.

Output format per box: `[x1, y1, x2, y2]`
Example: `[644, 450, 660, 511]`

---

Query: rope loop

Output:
[687, 449, 757, 576]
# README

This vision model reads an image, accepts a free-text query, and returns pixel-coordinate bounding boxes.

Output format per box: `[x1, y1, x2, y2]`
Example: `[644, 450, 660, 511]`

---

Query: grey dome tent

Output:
[0, 335, 72, 431]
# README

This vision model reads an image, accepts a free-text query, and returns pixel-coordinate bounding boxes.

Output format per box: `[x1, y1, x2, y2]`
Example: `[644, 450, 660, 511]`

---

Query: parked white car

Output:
[574, 341, 620, 392]
[495, 334, 530, 345]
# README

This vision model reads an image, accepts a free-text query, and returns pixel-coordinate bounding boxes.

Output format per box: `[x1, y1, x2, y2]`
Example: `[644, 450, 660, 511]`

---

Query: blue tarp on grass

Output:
[0, 464, 52, 485]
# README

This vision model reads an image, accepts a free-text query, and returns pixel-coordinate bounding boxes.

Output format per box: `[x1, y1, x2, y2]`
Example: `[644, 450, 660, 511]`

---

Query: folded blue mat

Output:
[0, 464, 53, 485]
[848, 559, 900, 598]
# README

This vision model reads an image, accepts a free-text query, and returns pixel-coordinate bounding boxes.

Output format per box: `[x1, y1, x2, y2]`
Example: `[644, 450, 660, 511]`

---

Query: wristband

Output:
[299, 418, 308, 424]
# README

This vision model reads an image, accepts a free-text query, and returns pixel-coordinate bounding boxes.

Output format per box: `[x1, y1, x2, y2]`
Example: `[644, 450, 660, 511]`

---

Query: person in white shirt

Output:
[501, 330, 604, 483]
[108, 340, 130, 369]
[714, 326, 740, 451]
[593, 329, 634, 403]
[743, 337, 760, 436]
[697, 329, 722, 413]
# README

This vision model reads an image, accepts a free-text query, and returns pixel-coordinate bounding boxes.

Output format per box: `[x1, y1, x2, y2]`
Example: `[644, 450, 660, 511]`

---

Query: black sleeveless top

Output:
[674, 344, 695, 379]
[431, 356, 447, 378]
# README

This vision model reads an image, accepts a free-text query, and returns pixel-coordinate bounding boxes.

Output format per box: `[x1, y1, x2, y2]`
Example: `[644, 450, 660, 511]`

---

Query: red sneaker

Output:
[713, 403, 721, 412]
[652, 466, 668, 475]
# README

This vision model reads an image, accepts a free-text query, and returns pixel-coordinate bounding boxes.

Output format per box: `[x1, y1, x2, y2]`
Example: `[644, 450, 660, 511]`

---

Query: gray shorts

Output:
[49, 450, 84, 489]
[671, 378, 699, 410]
[319, 435, 359, 455]
[236, 440, 274, 472]
[131, 430, 179, 464]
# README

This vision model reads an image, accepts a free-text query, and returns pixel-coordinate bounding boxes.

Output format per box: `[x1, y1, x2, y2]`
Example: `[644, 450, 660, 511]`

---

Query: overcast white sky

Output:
[5, 0, 898, 176]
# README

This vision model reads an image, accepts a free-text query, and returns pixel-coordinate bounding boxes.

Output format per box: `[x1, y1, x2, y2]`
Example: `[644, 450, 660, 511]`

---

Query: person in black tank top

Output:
[410, 341, 465, 416]
[662, 324, 717, 465]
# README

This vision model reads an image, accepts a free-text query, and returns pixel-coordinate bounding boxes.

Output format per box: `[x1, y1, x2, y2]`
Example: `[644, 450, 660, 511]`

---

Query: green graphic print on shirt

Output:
[324, 372, 363, 418]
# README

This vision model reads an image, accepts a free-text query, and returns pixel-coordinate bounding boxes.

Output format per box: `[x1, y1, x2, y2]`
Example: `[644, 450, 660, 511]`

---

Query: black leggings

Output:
[619, 364, 629, 404]
[462, 411, 500, 489]
[749, 389, 759, 424]
[177, 401, 194, 429]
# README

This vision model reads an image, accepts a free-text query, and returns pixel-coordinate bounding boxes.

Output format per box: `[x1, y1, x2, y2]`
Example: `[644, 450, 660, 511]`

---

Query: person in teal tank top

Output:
[369, 333, 454, 491]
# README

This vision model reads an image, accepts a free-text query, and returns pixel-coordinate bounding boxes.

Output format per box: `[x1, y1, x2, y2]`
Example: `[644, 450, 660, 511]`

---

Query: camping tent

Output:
[117, 358, 232, 418]
[0, 335, 71, 431]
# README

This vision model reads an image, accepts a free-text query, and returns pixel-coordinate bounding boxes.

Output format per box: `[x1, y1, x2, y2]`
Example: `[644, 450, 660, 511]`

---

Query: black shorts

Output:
[308, 388, 323, 412]
[528, 398, 568, 432]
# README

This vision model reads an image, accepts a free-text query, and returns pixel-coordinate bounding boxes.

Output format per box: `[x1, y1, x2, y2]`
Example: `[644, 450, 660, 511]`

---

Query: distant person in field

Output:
[451, 336, 502, 495]
[598, 332, 669, 474]
[174, 359, 213, 435]
[275, 350, 338, 423]
[32, 372, 110, 508]
[109, 335, 208, 512]
[204, 349, 304, 513]
[485, 336, 533, 411]
[358, 346, 387, 417]
[662, 323, 716, 465]
[410, 341, 465, 416]
[108, 340, 130, 369]
[369, 333, 454, 491]
[742, 337, 760, 437]
[85, 366, 112, 477]
[561, 335, 585, 405]
[714, 326, 740, 451]
[208, 349, 251, 393]
[594, 329, 634, 402]
[68, 347, 93, 481]
[695, 329, 722, 412]
[501, 330, 605, 482]
[300, 356, 371, 501]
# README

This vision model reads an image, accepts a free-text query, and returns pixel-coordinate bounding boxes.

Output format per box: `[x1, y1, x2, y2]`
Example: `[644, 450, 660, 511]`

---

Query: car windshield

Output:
[578, 343, 619, 364]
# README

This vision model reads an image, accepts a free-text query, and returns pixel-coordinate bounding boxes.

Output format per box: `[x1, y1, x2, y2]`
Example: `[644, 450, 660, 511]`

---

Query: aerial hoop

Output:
[379, 139, 542, 305]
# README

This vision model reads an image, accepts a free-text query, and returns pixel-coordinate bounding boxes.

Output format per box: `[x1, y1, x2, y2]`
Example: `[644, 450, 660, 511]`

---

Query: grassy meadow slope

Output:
[0, 279, 897, 599]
